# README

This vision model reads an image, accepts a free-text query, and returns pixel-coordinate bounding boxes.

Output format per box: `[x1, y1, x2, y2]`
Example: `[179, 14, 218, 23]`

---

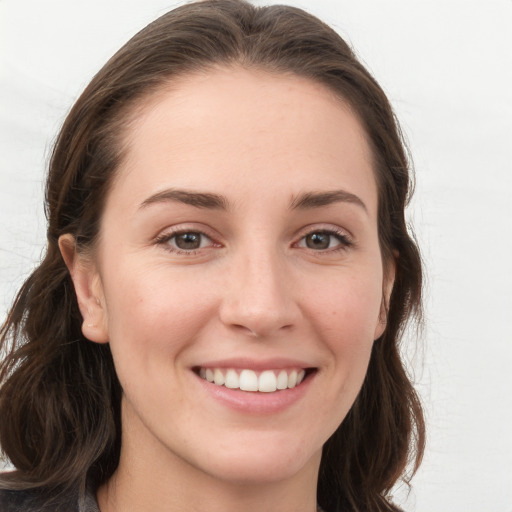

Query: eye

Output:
[297, 230, 352, 251]
[173, 232, 207, 250]
[156, 230, 215, 253]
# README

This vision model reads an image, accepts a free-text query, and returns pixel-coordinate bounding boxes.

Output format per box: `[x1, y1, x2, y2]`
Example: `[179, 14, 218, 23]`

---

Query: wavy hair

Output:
[0, 1, 425, 510]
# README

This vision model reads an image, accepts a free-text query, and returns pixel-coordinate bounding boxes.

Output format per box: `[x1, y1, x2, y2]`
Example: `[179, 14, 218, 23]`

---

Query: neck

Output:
[97, 399, 321, 512]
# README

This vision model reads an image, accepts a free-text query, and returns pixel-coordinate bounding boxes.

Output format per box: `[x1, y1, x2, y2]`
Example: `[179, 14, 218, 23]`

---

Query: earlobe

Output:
[58, 234, 109, 344]
[374, 308, 388, 340]
[374, 253, 397, 340]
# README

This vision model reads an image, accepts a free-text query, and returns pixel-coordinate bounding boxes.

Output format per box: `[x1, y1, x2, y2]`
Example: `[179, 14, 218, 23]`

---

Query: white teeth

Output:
[287, 370, 297, 388]
[198, 367, 309, 392]
[258, 370, 277, 392]
[276, 370, 288, 390]
[239, 369, 258, 391]
[225, 369, 239, 389]
[213, 368, 225, 386]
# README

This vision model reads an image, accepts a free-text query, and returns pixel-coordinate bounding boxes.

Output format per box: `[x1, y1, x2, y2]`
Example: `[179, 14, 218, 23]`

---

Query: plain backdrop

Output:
[1, 1, 511, 511]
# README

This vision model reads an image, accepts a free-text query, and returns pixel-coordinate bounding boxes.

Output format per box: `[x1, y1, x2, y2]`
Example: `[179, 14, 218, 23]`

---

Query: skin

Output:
[60, 67, 394, 512]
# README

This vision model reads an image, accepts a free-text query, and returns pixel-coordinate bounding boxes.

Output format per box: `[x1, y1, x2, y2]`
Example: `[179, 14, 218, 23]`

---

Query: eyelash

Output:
[154, 229, 217, 255]
[154, 227, 353, 255]
[295, 228, 353, 253]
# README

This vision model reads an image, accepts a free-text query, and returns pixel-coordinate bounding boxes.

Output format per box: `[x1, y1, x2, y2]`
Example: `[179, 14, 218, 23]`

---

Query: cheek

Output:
[309, 270, 383, 336]
[101, 264, 216, 362]
[100, 265, 219, 422]
[304, 267, 382, 377]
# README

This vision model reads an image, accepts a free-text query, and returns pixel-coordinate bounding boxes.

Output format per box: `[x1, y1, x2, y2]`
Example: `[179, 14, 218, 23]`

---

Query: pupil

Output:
[176, 233, 200, 250]
[306, 232, 329, 250]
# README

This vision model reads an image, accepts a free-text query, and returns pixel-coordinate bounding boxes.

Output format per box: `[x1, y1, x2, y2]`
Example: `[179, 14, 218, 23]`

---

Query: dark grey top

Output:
[0, 486, 401, 512]
[0, 486, 100, 512]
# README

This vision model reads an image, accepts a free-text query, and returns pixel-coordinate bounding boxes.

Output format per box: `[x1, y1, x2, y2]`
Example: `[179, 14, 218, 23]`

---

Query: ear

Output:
[374, 252, 397, 340]
[59, 234, 109, 344]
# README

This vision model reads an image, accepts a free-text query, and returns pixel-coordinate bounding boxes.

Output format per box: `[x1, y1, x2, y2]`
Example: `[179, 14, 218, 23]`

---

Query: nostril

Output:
[231, 322, 294, 338]
[232, 324, 259, 336]
[219, 286, 301, 338]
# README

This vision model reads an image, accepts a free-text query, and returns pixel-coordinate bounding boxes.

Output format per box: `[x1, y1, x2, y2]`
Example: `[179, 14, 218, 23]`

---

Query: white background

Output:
[1, 1, 511, 511]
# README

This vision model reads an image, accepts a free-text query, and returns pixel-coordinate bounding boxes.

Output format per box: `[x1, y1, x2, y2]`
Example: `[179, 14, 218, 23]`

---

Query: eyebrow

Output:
[140, 189, 229, 210]
[139, 188, 367, 213]
[290, 190, 367, 213]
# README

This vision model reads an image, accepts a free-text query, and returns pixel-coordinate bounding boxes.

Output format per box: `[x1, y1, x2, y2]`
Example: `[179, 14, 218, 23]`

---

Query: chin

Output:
[193, 435, 322, 485]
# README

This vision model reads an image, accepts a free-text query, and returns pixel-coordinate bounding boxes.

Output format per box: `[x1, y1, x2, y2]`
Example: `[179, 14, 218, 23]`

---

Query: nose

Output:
[219, 248, 301, 338]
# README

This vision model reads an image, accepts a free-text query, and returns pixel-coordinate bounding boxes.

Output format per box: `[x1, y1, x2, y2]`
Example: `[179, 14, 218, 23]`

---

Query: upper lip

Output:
[193, 357, 316, 371]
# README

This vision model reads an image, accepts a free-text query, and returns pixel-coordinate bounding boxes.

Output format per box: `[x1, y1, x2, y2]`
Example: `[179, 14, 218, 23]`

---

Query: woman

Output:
[0, 1, 425, 511]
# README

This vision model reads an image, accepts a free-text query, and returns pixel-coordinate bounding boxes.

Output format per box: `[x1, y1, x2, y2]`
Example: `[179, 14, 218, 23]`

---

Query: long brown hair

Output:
[0, 1, 425, 510]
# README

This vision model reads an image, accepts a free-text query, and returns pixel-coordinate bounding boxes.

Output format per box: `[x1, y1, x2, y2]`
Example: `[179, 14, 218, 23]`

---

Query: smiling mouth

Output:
[195, 367, 315, 393]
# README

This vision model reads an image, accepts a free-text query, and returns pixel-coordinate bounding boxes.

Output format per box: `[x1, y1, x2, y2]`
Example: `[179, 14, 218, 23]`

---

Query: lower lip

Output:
[193, 371, 314, 414]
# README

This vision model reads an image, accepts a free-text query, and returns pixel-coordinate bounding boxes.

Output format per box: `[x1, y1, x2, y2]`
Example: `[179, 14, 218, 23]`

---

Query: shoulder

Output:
[0, 485, 99, 512]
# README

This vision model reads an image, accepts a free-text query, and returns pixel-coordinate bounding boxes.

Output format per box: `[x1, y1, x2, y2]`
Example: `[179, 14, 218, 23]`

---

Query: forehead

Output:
[111, 66, 377, 215]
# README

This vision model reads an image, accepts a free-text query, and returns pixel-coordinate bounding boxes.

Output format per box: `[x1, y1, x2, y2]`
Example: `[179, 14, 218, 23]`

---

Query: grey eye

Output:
[297, 230, 350, 251]
[173, 232, 204, 250]
[304, 232, 331, 250]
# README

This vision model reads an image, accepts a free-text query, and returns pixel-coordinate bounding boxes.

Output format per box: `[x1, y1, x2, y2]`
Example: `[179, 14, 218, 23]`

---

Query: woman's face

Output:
[77, 67, 392, 484]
